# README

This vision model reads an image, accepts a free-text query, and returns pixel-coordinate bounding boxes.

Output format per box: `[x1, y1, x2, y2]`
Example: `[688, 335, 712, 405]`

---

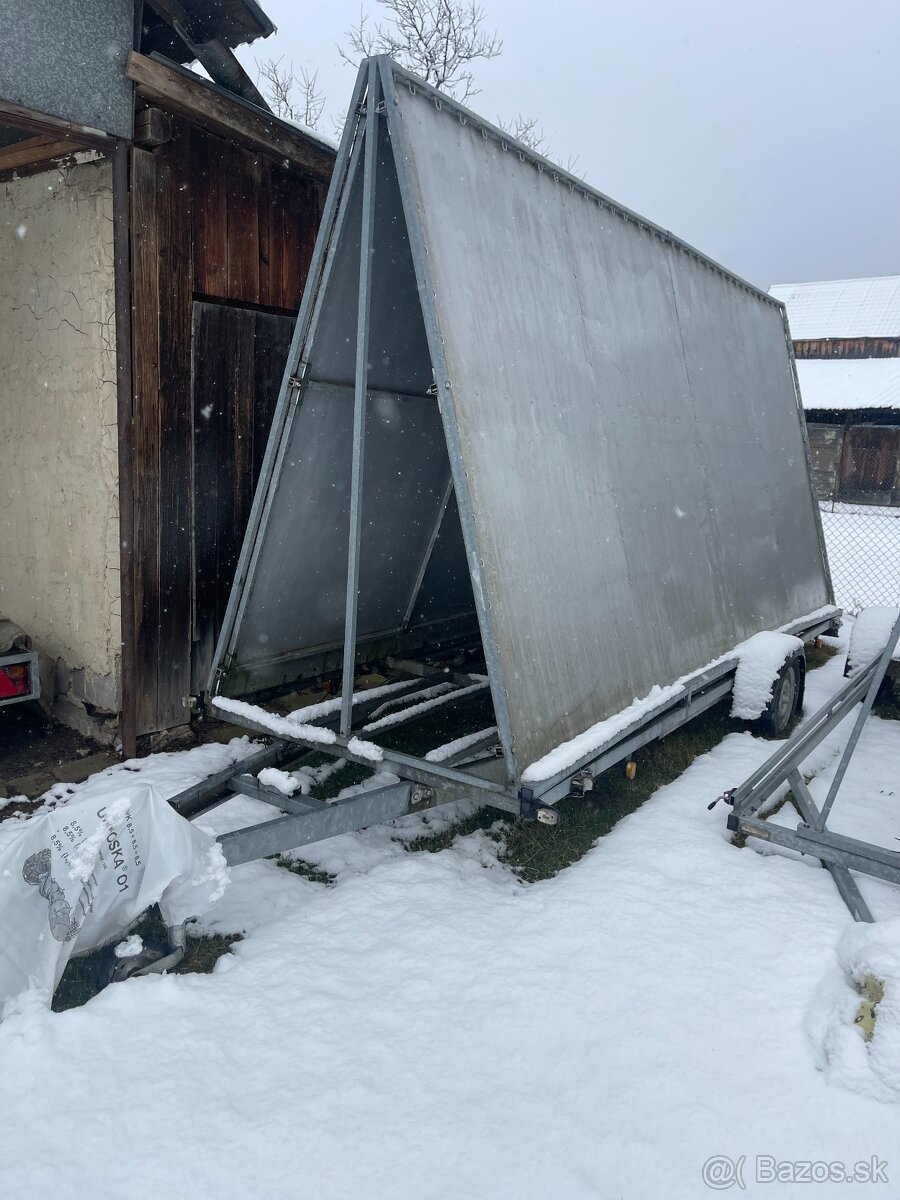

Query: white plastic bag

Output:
[0, 780, 228, 1013]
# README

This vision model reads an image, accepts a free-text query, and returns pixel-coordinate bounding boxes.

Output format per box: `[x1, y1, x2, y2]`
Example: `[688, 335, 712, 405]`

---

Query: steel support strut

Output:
[340, 61, 380, 737]
[815, 616, 900, 829]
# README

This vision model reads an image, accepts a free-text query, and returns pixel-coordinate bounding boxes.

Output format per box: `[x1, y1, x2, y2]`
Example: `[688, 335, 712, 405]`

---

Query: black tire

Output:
[759, 653, 804, 738]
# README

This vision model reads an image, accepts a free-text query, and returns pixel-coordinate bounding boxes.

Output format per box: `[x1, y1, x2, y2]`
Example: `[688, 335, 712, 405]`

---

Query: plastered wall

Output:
[0, 157, 120, 718]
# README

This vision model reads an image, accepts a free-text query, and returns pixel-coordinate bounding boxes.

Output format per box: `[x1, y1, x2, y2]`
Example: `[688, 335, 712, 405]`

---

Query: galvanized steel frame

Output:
[726, 613, 900, 922]
[218, 783, 415, 866]
[176, 605, 839, 870]
[340, 62, 381, 736]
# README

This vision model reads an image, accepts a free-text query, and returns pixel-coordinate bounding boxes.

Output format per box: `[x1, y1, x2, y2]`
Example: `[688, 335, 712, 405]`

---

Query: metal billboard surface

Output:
[209, 57, 833, 779]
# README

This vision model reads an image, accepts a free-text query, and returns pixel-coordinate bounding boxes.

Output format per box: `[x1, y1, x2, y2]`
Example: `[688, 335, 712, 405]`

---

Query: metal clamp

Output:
[519, 788, 560, 825]
[410, 785, 435, 807]
[571, 769, 594, 796]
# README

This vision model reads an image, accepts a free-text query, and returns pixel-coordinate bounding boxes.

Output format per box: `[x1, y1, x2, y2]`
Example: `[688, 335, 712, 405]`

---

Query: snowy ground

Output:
[1, 639, 899, 1198]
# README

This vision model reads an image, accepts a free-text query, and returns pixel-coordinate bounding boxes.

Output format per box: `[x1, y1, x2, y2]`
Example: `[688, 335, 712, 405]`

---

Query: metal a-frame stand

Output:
[721, 613, 900, 922]
[172, 60, 554, 863]
[165, 55, 840, 868]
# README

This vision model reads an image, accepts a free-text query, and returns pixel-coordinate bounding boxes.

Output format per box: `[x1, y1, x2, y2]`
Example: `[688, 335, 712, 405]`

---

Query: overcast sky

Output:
[238, 0, 900, 290]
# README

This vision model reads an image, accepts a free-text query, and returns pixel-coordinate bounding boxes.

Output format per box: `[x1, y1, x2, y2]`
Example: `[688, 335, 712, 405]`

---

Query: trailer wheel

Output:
[760, 653, 805, 738]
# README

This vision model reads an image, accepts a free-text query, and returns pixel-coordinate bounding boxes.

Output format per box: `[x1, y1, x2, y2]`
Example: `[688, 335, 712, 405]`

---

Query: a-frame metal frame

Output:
[208, 57, 518, 780]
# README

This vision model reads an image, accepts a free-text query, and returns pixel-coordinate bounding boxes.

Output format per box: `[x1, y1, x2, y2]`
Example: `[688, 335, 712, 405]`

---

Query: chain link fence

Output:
[818, 500, 900, 614]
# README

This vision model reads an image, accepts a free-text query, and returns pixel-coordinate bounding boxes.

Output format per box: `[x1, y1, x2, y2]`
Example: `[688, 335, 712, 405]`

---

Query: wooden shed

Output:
[771, 277, 900, 507]
[0, 0, 335, 751]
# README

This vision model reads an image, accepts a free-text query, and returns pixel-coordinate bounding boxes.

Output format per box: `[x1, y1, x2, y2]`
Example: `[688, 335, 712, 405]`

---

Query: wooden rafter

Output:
[0, 99, 112, 150]
[126, 52, 334, 180]
[0, 135, 85, 176]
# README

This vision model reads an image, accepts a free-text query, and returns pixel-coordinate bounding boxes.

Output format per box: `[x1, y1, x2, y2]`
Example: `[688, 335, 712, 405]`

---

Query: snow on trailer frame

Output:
[182, 57, 839, 864]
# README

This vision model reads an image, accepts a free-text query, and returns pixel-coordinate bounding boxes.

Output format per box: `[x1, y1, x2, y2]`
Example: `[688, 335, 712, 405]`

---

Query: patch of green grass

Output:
[499, 700, 742, 882]
[311, 760, 371, 800]
[376, 690, 497, 759]
[273, 856, 337, 885]
[402, 806, 500, 854]
[302, 690, 497, 803]
[397, 700, 743, 883]
[180, 930, 243, 974]
[52, 909, 242, 1013]
[805, 640, 839, 672]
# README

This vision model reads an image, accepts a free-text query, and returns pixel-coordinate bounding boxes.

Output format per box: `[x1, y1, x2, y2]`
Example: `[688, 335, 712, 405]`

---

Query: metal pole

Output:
[340, 63, 380, 737]
[815, 612, 900, 830]
[111, 139, 137, 758]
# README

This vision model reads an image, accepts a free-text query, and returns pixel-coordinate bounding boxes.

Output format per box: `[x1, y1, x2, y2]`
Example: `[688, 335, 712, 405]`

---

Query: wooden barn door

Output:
[191, 301, 295, 694]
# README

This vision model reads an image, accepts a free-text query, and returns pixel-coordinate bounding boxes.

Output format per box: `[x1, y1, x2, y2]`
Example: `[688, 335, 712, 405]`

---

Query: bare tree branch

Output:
[340, 0, 501, 101]
[256, 57, 326, 129]
[499, 114, 546, 155]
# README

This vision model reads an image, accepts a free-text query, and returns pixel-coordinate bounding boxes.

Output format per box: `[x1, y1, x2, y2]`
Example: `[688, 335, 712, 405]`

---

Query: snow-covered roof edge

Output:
[770, 276, 900, 339]
[795, 358, 900, 413]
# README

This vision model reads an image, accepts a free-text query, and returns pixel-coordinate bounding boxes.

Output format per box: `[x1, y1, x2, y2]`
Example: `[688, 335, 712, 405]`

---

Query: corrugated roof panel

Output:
[770, 276, 900, 339]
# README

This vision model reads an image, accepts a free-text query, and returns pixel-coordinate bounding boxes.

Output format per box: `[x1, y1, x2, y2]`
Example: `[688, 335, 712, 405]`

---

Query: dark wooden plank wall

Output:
[191, 303, 295, 693]
[839, 425, 900, 505]
[793, 337, 900, 359]
[807, 415, 900, 506]
[131, 113, 325, 734]
[805, 422, 844, 501]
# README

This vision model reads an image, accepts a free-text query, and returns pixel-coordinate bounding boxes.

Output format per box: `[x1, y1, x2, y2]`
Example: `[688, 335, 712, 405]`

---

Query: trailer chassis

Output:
[170, 608, 841, 868]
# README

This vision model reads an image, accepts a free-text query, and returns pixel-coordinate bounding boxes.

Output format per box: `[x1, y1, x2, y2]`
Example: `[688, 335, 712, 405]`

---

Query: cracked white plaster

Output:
[0, 158, 120, 699]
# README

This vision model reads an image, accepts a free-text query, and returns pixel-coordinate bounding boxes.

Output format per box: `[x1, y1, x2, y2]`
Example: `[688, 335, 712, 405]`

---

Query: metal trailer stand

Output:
[170, 56, 839, 865]
[719, 613, 900, 923]
[176, 608, 840, 868]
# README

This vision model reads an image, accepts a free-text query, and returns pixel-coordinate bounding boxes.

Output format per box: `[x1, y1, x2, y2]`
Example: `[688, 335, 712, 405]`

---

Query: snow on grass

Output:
[1, 643, 899, 1197]
[810, 915, 900, 1104]
[0, 735, 262, 817]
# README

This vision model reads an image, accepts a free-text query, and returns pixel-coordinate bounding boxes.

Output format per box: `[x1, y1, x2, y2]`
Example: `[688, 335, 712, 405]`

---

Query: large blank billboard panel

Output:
[392, 73, 831, 768]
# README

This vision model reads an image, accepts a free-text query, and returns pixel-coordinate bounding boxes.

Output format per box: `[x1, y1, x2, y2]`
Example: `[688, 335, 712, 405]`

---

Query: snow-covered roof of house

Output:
[770, 276, 900, 339]
[795, 358, 900, 412]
